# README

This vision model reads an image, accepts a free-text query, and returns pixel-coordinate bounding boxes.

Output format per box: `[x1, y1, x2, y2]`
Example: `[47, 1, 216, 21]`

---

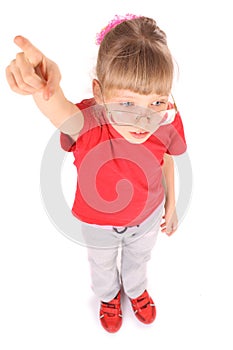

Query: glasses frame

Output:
[102, 94, 178, 130]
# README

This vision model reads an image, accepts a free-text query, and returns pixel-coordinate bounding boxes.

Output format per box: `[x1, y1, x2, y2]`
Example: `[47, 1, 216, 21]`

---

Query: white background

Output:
[1, 0, 233, 348]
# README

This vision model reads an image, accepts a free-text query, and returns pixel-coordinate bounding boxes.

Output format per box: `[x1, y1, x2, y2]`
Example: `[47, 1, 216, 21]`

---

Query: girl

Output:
[6, 14, 187, 333]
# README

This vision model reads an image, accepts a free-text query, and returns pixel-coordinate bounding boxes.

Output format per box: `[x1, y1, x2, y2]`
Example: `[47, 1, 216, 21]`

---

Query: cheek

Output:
[112, 125, 131, 134]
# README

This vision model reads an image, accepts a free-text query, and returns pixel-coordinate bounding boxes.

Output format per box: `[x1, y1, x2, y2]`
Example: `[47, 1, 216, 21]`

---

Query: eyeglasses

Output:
[104, 95, 177, 133]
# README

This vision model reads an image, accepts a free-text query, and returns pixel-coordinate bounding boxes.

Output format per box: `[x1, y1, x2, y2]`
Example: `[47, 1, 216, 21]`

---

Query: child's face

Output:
[103, 89, 170, 144]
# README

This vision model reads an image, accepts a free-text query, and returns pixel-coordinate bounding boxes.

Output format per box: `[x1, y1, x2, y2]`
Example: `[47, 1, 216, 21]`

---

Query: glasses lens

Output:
[158, 109, 176, 125]
[106, 98, 177, 131]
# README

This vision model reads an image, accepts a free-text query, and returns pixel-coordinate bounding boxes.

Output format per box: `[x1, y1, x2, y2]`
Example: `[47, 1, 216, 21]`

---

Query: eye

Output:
[119, 101, 134, 107]
[151, 101, 165, 107]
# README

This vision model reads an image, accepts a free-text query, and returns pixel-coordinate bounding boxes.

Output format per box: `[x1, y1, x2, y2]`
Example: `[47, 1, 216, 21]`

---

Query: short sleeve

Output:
[60, 133, 77, 152]
[59, 98, 97, 152]
[166, 112, 187, 155]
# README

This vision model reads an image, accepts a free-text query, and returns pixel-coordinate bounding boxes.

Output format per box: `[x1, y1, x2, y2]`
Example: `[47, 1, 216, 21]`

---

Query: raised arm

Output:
[5, 36, 83, 139]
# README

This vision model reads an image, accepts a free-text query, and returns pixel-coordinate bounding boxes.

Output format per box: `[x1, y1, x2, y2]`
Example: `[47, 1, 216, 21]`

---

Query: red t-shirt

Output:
[60, 98, 187, 226]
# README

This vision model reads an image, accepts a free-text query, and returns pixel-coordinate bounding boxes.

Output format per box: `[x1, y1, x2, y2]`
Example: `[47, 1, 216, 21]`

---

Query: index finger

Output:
[14, 36, 43, 67]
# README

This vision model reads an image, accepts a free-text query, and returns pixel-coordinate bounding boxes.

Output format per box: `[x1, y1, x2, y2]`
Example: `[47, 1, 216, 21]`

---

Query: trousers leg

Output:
[121, 204, 164, 299]
[82, 223, 121, 302]
[87, 246, 121, 302]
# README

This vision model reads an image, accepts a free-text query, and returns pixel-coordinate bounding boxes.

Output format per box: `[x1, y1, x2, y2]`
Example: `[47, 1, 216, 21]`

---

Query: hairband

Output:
[96, 14, 141, 45]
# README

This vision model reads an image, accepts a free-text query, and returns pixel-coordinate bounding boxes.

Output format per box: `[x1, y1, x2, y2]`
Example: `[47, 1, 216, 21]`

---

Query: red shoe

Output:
[130, 290, 156, 324]
[99, 291, 122, 333]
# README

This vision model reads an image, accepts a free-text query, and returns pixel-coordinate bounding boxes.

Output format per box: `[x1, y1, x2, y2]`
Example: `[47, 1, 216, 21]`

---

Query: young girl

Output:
[6, 14, 187, 333]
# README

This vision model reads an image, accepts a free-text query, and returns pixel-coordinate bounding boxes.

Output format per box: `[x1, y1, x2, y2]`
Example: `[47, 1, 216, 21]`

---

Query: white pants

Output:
[81, 200, 164, 302]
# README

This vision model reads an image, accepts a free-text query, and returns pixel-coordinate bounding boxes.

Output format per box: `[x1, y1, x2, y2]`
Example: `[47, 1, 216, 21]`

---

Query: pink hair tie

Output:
[96, 14, 141, 45]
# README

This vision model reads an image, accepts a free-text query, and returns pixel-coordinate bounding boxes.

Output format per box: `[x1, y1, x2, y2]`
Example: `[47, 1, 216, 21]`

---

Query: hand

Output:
[160, 203, 178, 236]
[5, 36, 61, 100]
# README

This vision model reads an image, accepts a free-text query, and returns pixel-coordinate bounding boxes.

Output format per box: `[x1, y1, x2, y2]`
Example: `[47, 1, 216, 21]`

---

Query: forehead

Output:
[104, 89, 169, 101]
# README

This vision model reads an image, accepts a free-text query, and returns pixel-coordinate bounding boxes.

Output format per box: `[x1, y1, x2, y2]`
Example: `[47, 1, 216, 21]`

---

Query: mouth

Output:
[129, 130, 150, 139]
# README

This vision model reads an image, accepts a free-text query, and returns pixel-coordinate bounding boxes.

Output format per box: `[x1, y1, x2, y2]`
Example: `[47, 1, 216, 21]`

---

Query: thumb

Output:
[14, 35, 44, 67]
[42, 60, 61, 100]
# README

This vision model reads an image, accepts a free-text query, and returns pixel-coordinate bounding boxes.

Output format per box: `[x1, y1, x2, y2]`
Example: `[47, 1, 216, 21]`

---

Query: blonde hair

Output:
[96, 16, 174, 97]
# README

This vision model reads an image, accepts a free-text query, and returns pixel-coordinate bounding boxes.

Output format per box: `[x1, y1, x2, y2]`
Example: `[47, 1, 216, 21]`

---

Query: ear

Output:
[92, 79, 103, 104]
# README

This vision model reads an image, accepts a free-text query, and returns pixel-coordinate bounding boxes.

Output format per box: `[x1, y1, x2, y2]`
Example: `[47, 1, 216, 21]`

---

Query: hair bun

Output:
[140, 17, 167, 45]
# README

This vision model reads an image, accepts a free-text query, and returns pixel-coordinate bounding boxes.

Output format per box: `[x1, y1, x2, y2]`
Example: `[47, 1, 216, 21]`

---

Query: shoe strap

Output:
[101, 305, 119, 316]
[101, 298, 121, 316]
[132, 294, 151, 310]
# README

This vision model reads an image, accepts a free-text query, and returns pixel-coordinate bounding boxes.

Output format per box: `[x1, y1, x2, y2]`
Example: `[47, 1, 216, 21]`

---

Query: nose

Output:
[135, 115, 151, 128]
